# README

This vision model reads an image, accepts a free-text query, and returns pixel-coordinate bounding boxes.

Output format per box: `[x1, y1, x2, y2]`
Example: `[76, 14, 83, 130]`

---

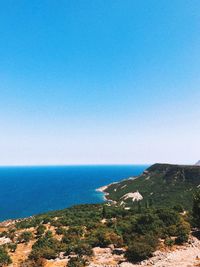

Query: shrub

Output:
[164, 237, 175, 247]
[36, 225, 46, 236]
[56, 227, 66, 235]
[65, 241, 92, 257]
[45, 230, 53, 239]
[18, 231, 33, 244]
[67, 256, 86, 267]
[0, 246, 12, 266]
[30, 247, 57, 260]
[7, 228, 16, 241]
[156, 208, 180, 227]
[20, 258, 45, 267]
[8, 243, 17, 252]
[74, 242, 92, 256]
[175, 220, 190, 245]
[67, 226, 84, 236]
[88, 228, 123, 248]
[192, 190, 200, 228]
[29, 235, 63, 261]
[164, 224, 177, 237]
[61, 230, 81, 244]
[135, 212, 163, 235]
[125, 234, 158, 263]
[0, 231, 7, 238]
[16, 218, 42, 229]
[42, 216, 52, 224]
[173, 204, 184, 213]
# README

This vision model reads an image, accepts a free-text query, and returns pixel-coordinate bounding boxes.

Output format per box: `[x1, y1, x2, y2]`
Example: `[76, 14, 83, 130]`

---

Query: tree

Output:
[0, 246, 12, 266]
[164, 237, 175, 247]
[137, 201, 142, 213]
[29, 235, 62, 261]
[192, 190, 200, 228]
[20, 258, 45, 267]
[65, 242, 92, 257]
[173, 204, 184, 213]
[102, 205, 106, 218]
[8, 243, 17, 252]
[7, 228, 16, 241]
[88, 228, 123, 247]
[67, 256, 86, 267]
[175, 220, 190, 244]
[45, 230, 53, 239]
[135, 213, 162, 235]
[125, 234, 158, 263]
[56, 227, 66, 235]
[36, 225, 46, 236]
[18, 231, 33, 244]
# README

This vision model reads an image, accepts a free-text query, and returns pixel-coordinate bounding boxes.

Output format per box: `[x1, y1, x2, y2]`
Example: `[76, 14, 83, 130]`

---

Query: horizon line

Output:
[0, 163, 152, 168]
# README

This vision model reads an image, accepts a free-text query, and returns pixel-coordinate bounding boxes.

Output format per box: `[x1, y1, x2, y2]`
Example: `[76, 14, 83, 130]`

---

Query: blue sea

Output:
[0, 165, 147, 221]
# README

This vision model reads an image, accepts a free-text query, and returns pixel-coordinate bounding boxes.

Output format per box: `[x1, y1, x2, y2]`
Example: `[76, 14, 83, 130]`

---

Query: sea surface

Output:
[0, 165, 148, 221]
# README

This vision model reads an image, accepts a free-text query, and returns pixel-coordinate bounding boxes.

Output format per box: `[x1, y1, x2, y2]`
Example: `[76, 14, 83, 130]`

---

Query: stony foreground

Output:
[44, 236, 200, 267]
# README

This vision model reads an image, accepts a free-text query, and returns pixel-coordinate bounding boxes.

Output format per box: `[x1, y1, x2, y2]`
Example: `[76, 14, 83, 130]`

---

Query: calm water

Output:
[0, 165, 147, 221]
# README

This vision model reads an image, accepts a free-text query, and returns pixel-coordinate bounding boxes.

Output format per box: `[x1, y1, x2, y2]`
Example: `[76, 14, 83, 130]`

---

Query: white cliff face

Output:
[195, 160, 200, 166]
[121, 191, 143, 202]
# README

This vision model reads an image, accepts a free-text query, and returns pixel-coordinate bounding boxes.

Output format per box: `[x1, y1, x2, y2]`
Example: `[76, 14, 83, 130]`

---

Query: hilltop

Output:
[103, 163, 200, 210]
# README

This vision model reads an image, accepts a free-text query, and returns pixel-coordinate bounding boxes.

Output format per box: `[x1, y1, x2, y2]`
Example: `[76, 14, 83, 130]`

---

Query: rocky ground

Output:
[139, 236, 200, 267]
[1, 220, 200, 267]
[88, 236, 200, 267]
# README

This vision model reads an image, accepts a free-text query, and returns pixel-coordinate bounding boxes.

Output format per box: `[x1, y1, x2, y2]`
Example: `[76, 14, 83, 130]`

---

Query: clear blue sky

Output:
[0, 0, 200, 165]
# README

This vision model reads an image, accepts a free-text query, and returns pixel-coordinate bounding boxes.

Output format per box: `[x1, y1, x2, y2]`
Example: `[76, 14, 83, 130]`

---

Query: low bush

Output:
[175, 220, 190, 245]
[67, 256, 86, 267]
[8, 243, 17, 252]
[0, 246, 12, 266]
[17, 231, 33, 244]
[125, 234, 158, 263]
[164, 237, 175, 247]
[36, 225, 46, 236]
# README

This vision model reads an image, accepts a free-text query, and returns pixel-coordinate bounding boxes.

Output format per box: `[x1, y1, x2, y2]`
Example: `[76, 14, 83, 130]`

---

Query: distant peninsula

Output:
[99, 163, 200, 210]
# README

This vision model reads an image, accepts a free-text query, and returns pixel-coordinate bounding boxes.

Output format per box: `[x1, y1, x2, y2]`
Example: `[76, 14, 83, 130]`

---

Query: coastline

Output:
[96, 185, 109, 201]
[96, 176, 136, 202]
[96, 181, 118, 202]
[0, 165, 139, 221]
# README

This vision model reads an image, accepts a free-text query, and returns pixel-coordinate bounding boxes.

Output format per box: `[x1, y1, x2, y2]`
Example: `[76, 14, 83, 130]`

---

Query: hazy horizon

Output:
[0, 1, 200, 166]
[0, 163, 150, 167]
[0, 162, 197, 167]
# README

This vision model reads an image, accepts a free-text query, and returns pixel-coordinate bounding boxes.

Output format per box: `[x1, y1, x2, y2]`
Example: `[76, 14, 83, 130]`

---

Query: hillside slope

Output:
[104, 163, 200, 209]
[0, 163, 199, 266]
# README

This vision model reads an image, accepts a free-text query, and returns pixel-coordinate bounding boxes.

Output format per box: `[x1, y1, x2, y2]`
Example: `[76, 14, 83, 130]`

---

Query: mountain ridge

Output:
[103, 163, 200, 209]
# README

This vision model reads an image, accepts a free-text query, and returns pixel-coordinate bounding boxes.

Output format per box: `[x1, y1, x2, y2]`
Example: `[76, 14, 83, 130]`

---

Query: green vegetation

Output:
[67, 256, 86, 267]
[125, 234, 158, 262]
[17, 231, 33, 244]
[8, 242, 17, 252]
[0, 246, 12, 266]
[164, 237, 175, 247]
[19, 258, 44, 267]
[13, 202, 191, 265]
[192, 189, 200, 228]
[36, 225, 46, 236]
[29, 230, 65, 261]
[1, 164, 200, 266]
[104, 163, 200, 210]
